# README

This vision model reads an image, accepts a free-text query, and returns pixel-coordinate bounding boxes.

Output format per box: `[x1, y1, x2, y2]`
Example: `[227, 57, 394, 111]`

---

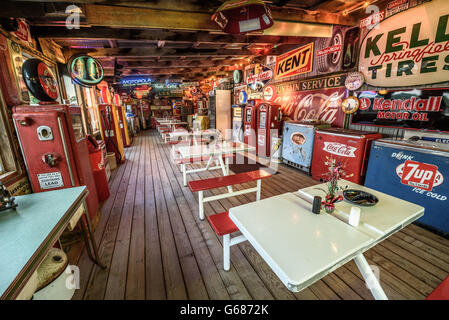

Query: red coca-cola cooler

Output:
[311, 128, 382, 184]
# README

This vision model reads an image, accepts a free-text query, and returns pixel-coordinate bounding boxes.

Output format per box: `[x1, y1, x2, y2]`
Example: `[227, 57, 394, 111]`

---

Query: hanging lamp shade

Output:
[211, 0, 273, 34]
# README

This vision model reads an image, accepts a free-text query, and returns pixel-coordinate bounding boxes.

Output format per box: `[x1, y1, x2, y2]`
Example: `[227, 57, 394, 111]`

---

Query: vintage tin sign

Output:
[275, 42, 314, 79]
[352, 88, 449, 132]
[358, 0, 449, 87]
[69, 55, 104, 87]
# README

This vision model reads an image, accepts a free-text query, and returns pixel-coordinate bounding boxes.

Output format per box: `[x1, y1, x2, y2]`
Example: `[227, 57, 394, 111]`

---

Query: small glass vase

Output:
[324, 205, 335, 214]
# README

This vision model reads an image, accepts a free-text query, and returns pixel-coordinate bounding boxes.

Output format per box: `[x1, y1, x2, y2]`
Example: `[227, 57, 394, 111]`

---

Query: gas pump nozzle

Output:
[42, 153, 61, 167]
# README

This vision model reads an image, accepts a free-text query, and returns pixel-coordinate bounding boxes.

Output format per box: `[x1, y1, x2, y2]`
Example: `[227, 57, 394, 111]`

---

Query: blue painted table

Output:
[0, 186, 104, 299]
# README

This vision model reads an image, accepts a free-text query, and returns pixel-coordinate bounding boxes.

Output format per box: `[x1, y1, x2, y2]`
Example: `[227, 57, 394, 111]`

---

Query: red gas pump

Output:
[256, 103, 282, 158]
[243, 99, 265, 147]
[243, 104, 257, 147]
[13, 105, 100, 220]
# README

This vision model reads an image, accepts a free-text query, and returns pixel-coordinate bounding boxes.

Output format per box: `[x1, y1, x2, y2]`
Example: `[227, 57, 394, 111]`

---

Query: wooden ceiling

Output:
[2, 0, 389, 82]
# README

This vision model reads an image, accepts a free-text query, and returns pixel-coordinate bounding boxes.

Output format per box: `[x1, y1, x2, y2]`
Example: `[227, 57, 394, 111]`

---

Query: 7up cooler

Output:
[311, 128, 382, 184]
[365, 139, 449, 235]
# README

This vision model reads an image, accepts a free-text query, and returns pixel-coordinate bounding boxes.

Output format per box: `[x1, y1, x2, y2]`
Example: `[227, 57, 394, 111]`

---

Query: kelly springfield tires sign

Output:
[359, 0, 449, 87]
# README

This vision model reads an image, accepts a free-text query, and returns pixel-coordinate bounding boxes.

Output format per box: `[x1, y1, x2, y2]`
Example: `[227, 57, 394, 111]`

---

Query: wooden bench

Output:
[426, 276, 449, 300]
[208, 212, 247, 271]
[188, 169, 272, 220]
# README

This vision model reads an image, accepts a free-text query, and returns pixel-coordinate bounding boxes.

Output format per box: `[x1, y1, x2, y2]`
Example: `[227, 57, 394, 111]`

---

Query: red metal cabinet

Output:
[256, 103, 281, 158]
[311, 128, 382, 184]
[12, 104, 99, 219]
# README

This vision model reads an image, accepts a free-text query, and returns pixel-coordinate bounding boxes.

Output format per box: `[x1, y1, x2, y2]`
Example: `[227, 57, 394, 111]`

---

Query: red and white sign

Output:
[396, 161, 443, 191]
[323, 142, 357, 158]
[263, 85, 275, 102]
[246, 69, 273, 84]
[316, 44, 342, 57]
[11, 19, 34, 47]
[359, 10, 385, 29]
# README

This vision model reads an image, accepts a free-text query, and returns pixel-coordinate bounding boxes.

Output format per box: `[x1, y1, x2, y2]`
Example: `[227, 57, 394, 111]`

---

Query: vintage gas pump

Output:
[12, 58, 100, 220]
[117, 105, 131, 147]
[256, 103, 282, 158]
[114, 93, 131, 147]
[243, 99, 264, 147]
[243, 104, 257, 147]
[97, 104, 126, 164]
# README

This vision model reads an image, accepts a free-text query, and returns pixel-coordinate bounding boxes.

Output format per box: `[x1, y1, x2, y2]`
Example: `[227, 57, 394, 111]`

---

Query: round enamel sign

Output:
[69, 55, 104, 87]
[22, 58, 58, 102]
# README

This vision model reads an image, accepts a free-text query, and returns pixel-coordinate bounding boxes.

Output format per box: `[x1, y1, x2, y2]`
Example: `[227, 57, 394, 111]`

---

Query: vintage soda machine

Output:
[231, 104, 244, 143]
[311, 128, 382, 184]
[12, 59, 100, 219]
[282, 121, 331, 173]
[97, 104, 125, 164]
[364, 138, 449, 235]
[256, 102, 281, 158]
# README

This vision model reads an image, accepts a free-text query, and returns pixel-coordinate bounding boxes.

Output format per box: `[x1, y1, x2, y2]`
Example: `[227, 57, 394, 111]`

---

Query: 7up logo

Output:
[401, 160, 438, 191]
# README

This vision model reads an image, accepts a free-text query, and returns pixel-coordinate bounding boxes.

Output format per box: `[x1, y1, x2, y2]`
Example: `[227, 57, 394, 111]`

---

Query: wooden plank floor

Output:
[69, 130, 449, 300]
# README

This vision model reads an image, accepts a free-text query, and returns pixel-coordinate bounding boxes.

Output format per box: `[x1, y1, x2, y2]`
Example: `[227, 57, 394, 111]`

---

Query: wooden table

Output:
[0, 187, 104, 300]
[177, 141, 255, 187]
[228, 180, 424, 300]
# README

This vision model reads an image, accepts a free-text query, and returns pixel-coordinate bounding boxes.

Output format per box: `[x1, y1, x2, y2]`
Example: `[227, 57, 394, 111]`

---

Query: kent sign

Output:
[275, 42, 314, 80]
[359, 0, 449, 87]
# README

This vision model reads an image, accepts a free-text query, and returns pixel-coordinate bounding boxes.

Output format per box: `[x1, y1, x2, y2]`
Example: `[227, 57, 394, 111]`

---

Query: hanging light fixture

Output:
[211, 0, 274, 34]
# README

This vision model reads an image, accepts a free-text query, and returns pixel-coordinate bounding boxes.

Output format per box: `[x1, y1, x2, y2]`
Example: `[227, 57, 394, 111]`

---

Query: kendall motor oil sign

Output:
[351, 88, 449, 132]
[275, 42, 314, 80]
[358, 0, 449, 87]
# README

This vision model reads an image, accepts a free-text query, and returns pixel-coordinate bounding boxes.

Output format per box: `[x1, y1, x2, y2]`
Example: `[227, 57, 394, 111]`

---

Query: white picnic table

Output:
[228, 180, 424, 300]
[169, 129, 221, 145]
[176, 141, 255, 187]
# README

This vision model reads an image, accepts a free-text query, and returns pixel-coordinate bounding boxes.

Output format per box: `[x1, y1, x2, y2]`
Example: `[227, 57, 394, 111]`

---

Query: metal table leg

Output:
[354, 253, 387, 300]
[80, 201, 106, 269]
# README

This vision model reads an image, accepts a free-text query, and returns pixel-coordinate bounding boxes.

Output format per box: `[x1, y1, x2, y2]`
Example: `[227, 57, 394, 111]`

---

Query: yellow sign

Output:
[275, 42, 314, 79]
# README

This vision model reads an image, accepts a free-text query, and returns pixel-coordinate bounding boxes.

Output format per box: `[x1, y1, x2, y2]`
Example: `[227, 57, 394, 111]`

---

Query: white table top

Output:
[228, 180, 424, 292]
[177, 142, 255, 158]
[169, 129, 219, 138]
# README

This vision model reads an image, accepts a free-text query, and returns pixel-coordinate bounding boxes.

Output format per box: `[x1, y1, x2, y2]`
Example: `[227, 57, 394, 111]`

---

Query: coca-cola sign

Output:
[271, 86, 347, 127]
[323, 142, 357, 157]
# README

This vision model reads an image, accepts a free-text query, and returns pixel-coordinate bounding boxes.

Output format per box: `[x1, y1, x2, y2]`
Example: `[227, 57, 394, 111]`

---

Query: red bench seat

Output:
[208, 212, 239, 236]
[427, 276, 449, 300]
[188, 169, 271, 192]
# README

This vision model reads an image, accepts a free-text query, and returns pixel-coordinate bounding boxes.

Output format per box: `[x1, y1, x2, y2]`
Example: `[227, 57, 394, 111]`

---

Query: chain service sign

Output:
[275, 42, 314, 80]
[358, 0, 449, 87]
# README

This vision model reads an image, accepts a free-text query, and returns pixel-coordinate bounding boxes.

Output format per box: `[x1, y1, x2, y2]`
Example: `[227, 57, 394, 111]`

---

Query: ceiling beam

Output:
[64, 47, 258, 59]
[31, 26, 309, 45]
[82, 4, 356, 31]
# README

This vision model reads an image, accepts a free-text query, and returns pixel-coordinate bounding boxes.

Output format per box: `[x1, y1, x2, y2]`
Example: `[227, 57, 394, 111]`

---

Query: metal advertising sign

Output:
[275, 42, 314, 79]
[358, 0, 449, 87]
[69, 55, 104, 87]
[272, 74, 348, 126]
[351, 88, 449, 132]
